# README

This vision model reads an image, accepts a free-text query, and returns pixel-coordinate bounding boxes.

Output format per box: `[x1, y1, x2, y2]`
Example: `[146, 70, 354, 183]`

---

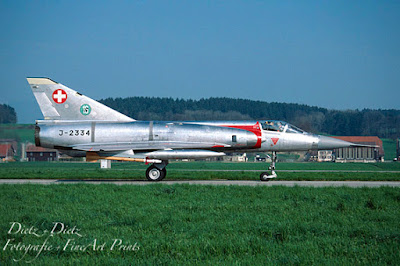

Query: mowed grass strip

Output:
[1, 161, 400, 181]
[1, 184, 400, 264]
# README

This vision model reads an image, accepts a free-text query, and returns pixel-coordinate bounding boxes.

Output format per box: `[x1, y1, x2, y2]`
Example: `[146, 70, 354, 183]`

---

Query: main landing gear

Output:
[146, 160, 168, 181]
[260, 151, 277, 181]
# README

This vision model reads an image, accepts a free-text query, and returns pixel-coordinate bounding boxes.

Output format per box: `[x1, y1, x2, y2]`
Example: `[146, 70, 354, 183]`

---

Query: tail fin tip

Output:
[27, 77, 58, 85]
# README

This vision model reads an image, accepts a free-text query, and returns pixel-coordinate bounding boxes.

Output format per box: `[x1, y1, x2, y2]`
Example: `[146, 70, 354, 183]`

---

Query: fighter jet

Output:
[27, 77, 354, 181]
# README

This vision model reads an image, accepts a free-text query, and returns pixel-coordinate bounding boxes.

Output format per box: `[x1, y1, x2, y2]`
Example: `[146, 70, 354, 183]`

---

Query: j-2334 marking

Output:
[59, 130, 91, 137]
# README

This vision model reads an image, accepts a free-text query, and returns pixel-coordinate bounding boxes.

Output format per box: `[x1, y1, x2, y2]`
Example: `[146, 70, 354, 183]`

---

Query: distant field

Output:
[0, 124, 35, 143]
[1, 184, 399, 264]
[382, 138, 397, 160]
[1, 161, 400, 181]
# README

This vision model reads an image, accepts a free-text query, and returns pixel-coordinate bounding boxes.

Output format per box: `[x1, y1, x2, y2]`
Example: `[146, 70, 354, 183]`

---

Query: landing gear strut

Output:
[260, 151, 277, 181]
[146, 160, 168, 181]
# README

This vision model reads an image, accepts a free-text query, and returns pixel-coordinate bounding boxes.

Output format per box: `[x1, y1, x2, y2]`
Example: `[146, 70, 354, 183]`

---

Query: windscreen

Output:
[261, 120, 305, 134]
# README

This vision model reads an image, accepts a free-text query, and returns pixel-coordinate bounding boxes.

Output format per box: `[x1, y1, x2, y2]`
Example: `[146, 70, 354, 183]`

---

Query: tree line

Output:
[0, 104, 17, 124]
[99, 97, 400, 139]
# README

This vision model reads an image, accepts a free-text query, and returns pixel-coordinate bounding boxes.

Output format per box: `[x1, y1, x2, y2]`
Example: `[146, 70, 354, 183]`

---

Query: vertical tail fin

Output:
[27, 77, 134, 122]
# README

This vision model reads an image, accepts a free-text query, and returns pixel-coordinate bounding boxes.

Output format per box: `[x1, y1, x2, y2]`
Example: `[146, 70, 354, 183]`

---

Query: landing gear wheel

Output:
[260, 172, 271, 182]
[146, 165, 166, 181]
[260, 151, 278, 181]
[260, 171, 277, 181]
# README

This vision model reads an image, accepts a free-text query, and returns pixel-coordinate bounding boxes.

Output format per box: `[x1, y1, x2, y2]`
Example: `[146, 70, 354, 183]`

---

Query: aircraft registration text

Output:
[59, 130, 91, 137]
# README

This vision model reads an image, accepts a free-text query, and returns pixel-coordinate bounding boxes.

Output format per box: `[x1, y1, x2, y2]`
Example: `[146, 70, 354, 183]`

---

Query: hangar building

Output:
[310, 136, 384, 163]
[332, 136, 384, 162]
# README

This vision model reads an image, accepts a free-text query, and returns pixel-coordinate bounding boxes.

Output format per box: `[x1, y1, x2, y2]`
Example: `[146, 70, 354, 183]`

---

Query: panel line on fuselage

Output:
[149, 121, 154, 141]
[91, 122, 96, 143]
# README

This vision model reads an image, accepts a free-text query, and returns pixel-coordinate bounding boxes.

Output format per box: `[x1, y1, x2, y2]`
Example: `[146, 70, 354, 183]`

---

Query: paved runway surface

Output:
[1, 179, 399, 187]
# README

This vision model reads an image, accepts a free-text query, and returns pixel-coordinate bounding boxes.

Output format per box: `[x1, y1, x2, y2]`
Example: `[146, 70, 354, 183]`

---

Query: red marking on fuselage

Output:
[271, 138, 279, 145]
[212, 145, 226, 148]
[221, 122, 262, 149]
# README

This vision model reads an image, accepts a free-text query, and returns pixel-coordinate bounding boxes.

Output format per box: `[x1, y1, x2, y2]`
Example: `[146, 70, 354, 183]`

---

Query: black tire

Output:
[146, 165, 166, 181]
[260, 172, 270, 182]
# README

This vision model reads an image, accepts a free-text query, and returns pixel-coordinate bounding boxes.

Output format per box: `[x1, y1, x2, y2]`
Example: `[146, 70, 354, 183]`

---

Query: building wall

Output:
[27, 152, 58, 162]
[318, 150, 333, 162]
[335, 147, 380, 162]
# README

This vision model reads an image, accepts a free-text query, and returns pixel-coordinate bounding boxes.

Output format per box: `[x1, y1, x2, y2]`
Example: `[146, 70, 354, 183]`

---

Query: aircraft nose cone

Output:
[318, 135, 352, 150]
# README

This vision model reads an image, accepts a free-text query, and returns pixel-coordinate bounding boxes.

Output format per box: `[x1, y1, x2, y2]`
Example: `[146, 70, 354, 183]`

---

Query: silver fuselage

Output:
[36, 120, 332, 159]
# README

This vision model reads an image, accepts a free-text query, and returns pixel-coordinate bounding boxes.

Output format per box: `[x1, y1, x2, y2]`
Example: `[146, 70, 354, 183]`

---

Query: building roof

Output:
[0, 144, 14, 157]
[332, 136, 384, 155]
[26, 145, 57, 152]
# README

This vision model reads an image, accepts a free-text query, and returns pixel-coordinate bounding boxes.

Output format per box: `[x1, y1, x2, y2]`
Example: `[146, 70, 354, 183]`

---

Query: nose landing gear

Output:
[260, 151, 277, 181]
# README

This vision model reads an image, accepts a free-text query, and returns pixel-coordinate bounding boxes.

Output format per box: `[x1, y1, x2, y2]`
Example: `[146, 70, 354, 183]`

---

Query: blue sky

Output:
[1, 1, 399, 123]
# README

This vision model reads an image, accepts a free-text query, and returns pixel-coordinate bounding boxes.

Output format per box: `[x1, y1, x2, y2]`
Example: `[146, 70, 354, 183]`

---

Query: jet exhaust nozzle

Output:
[34, 125, 41, 147]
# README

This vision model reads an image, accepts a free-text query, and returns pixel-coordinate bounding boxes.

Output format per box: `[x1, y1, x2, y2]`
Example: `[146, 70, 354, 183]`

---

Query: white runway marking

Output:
[0, 179, 400, 187]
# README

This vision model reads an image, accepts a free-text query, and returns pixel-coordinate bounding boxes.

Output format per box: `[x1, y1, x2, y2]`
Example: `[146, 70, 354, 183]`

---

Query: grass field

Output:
[0, 124, 35, 143]
[382, 138, 398, 160]
[1, 184, 399, 264]
[1, 161, 400, 181]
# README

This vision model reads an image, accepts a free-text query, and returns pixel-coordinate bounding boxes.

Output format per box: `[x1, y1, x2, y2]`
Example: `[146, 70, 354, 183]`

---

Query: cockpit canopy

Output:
[261, 120, 306, 134]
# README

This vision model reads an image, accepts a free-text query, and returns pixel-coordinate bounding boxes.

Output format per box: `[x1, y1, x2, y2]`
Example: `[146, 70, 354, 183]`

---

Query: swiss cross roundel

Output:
[52, 89, 68, 104]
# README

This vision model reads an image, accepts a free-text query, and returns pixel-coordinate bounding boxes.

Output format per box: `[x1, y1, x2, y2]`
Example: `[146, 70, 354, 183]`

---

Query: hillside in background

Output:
[100, 97, 400, 139]
[0, 104, 17, 124]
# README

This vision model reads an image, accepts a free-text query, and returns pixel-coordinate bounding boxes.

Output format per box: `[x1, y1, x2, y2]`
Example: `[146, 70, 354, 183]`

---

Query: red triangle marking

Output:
[271, 138, 279, 145]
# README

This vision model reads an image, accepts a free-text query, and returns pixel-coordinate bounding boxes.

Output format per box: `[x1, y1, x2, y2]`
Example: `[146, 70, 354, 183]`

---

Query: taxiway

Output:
[0, 179, 399, 187]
